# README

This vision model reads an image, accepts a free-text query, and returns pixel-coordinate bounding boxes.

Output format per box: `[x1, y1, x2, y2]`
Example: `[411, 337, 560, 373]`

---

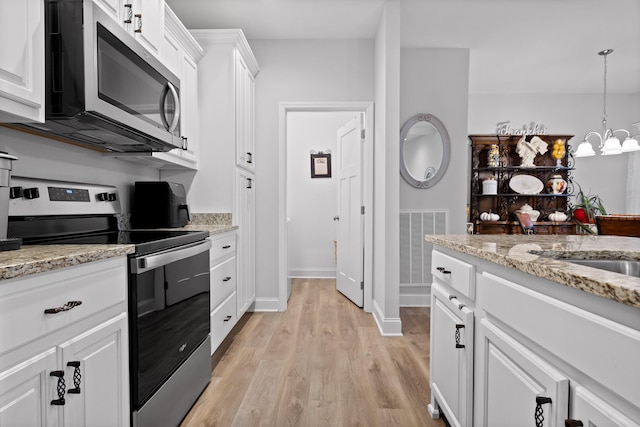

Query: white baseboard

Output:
[399, 283, 432, 307]
[372, 299, 403, 336]
[288, 268, 336, 278]
[252, 297, 280, 312]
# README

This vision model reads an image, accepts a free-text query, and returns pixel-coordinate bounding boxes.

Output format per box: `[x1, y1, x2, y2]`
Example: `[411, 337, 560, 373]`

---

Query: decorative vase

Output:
[482, 177, 497, 195]
[487, 144, 500, 167]
[546, 174, 567, 194]
[573, 208, 588, 223]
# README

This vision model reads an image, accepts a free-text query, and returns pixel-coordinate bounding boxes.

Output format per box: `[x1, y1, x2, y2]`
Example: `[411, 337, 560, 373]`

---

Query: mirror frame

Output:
[399, 113, 451, 189]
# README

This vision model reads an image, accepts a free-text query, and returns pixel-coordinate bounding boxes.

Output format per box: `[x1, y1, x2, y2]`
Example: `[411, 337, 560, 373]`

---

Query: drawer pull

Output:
[50, 370, 66, 406]
[67, 361, 81, 394]
[223, 315, 232, 322]
[44, 300, 82, 314]
[223, 276, 232, 282]
[535, 396, 552, 427]
[436, 267, 445, 271]
[455, 324, 465, 348]
[222, 245, 232, 249]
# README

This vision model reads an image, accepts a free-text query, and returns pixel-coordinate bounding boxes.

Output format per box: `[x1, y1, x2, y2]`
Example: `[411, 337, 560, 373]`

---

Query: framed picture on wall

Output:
[310, 153, 331, 178]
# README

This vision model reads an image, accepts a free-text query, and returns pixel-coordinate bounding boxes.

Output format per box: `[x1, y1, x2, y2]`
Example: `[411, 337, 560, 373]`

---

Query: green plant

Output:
[572, 183, 607, 234]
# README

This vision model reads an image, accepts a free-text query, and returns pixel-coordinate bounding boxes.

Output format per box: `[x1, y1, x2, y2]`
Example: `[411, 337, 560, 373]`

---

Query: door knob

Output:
[333, 216, 340, 221]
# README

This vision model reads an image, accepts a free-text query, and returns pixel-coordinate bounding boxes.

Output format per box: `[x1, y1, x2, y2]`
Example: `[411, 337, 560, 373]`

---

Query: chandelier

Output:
[574, 49, 640, 157]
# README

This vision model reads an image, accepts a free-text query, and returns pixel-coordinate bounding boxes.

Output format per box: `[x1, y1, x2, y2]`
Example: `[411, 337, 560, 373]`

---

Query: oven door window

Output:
[96, 24, 179, 135]
[130, 250, 210, 408]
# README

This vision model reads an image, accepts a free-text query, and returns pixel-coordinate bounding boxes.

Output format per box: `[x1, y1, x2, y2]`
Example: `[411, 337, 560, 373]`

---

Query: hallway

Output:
[180, 278, 447, 426]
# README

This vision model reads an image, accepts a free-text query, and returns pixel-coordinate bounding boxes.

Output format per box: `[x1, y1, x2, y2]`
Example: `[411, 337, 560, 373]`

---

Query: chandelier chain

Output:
[602, 52, 607, 122]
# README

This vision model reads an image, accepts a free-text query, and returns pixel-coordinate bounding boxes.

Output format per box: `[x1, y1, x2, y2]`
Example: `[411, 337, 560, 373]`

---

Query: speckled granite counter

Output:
[0, 245, 135, 281]
[425, 234, 640, 309]
[179, 224, 237, 235]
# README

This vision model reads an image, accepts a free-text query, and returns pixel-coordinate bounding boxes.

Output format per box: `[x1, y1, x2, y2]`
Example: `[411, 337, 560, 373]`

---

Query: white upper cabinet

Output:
[0, 0, 45, 123]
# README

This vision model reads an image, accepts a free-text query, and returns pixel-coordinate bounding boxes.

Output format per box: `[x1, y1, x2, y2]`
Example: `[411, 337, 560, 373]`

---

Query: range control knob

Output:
[96, 192, 108, 201]
[9, 186, 22, 199]
[23, 187, 40, 199]
[107, 193, 117, 201]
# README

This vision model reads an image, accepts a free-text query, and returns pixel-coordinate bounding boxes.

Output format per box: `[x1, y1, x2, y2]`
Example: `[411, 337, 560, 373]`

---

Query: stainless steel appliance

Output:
[8, 177, 211, 427]
[13, 0, 184, 153]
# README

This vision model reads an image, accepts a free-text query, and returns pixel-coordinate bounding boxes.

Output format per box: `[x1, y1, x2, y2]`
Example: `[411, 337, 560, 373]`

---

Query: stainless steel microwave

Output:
[19, 0, 183, 153]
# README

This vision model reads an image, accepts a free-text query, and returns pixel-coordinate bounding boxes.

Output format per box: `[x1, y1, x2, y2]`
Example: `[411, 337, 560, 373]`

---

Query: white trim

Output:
[252, 297, 280, 312]
[279, 102, 374, 313]
[399, 283, 432, 307]
[190, 29, 260, 76]
[372, 299, 403, 336]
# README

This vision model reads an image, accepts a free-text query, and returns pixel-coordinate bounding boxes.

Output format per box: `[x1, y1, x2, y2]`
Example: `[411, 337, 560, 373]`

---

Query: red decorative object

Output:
[573, 208, 587, 223]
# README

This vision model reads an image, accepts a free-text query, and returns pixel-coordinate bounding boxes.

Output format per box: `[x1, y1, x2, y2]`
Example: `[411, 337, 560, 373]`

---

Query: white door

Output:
[335, 115, 364, 307]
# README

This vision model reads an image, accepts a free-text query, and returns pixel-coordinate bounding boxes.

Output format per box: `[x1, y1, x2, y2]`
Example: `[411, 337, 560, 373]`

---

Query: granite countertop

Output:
[425, 234, 640, 309]
[0, 224, 237, 282]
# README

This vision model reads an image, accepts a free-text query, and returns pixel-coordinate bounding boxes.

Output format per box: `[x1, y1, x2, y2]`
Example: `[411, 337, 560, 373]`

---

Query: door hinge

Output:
[361, 206, 365, 215]
[360, 281, 364, 290]
[361, 129, 365, 139]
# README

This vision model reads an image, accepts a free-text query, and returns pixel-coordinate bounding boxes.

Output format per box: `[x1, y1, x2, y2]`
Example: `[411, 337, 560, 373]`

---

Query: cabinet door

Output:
[59, 313, 129, 427]
[179, 52, 199, 163]
[235, 52, 255, 171]
[568, 386, 640, 427]
[429, 282, 473, 427]
[0, 348, 58, 427]
[124, 0, 163, 57]
[477, 319, 569, 427]
[236, 169, 255, 317]
[0, 0, 44, 122]
[91, 0, 123, 23]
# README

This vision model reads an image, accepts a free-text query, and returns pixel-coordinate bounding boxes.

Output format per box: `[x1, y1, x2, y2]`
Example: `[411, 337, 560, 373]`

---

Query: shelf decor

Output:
[469, 134, 576, 235]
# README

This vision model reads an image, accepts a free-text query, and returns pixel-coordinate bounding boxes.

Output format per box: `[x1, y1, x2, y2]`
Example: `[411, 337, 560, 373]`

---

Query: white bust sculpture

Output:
[516, 135, 548, 167]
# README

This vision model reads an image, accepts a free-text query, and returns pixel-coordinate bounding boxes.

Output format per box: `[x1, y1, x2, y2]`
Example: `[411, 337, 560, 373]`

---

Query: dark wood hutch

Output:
[469, 134, 578, 235]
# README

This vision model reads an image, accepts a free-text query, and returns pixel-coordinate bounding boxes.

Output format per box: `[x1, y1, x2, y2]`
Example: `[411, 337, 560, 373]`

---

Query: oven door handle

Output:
[130, 240, 211, 274]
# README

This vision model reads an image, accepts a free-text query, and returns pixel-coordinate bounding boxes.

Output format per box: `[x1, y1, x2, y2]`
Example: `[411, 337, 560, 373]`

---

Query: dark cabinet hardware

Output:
[437, 267, 445, 271]
[223, 315, 232, 322]
[455, 323, 465, 348]
[44, 300, 82, 314]
[535, 396, 552, 427]
[134, 14, 142, 33]
[123, 4, 132, 23]
[565, 420, 584, 427]
[181, 136, 188, 150]
[333, 216, 340, 221]
[223, 276, 232, 282]
[67, 361, 81, 394]
[246, 152, 253, 164]
[50, 370, 66, 405]
[246, 178, 253, 189]
[436, 266, 451, 274]
[222, 245, 231, 249]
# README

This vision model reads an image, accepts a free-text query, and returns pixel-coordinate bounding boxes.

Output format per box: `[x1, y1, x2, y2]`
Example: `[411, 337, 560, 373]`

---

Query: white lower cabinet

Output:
[209, 232, 238, 355]
[477, 319, 568, 427]
[428, 282, 474, 427]
[0, 257, 129, 427]
[236, 168, 255, 317]
[429, 247, 640, 427]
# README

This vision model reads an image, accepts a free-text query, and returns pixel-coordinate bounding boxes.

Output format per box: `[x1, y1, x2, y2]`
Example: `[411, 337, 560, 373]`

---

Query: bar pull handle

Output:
[134, 14, 142, 33]
[455, 324, 465, 348]
[123, 4, 132, 23]
[67, 361, 81, 394]
[436, 266, 451, 275]
[222, 245, 231, 249]
[535, 396, 553, 427]
[50, 370, 66, 405]
[223, 276, 232, 282]
[246, 178, 253, 189]
[224, 315, 232, 322]
[246, 152, 253, 164]
[44, 301, 82, 314]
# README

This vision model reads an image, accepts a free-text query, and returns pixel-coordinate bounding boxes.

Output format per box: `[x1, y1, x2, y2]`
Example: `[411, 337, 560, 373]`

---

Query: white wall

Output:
[286, 111, 355, 277]
[249, 39, 375, 302]
[399, 48, 470, 231]
[373, 0, 401, 335]
[0, 127, 158, 212]
[468, 93, 637, 214]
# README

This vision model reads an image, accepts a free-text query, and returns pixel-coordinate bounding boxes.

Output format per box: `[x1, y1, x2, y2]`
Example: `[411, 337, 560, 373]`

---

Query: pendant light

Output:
[574, 49, 639, 158]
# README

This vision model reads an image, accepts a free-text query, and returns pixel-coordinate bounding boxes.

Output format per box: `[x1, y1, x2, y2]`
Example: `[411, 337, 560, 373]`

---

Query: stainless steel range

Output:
[8, 177, 212, 427]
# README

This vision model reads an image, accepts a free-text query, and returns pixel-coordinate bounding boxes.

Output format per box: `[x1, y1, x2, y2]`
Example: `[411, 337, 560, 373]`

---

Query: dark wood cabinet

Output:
[469, 134, 578, 235]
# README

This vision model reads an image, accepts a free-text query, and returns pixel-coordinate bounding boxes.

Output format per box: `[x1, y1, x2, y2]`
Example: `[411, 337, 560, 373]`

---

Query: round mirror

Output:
[400, 113, 450, 188]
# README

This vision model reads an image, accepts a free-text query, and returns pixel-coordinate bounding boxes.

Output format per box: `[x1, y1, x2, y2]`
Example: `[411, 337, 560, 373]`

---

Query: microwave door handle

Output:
[159, 82, 181, 133]
[166, 82, 180, 133]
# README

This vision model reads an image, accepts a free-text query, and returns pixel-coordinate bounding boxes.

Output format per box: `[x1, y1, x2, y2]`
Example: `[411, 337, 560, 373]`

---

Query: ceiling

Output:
[166, 0, 640, 95]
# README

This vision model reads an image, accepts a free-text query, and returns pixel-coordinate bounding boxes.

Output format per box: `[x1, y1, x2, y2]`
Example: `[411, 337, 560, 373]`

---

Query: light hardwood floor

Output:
[180, 278, 448, 427]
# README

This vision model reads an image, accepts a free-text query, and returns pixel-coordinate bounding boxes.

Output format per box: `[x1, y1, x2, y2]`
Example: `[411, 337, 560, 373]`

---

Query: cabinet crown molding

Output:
[164, 5, 204, 61]
[190, 29, 260, 76]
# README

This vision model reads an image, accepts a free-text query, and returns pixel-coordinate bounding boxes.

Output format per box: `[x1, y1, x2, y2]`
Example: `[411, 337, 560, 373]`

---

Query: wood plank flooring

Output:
[180, 278, 447, 427]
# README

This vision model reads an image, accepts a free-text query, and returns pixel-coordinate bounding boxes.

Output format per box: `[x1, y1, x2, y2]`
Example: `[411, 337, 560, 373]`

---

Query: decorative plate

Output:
[509, 174, 544, 194]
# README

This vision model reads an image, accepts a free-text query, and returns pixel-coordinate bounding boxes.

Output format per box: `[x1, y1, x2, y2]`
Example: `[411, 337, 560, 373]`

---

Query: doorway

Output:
[278, 102, 374, 312]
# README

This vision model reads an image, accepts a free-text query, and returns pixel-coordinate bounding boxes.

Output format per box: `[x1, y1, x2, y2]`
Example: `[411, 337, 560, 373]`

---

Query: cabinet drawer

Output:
[0, 258, 127, 354]
[431, 250, 475, 300]
[208, 233, 236, 264]
[210, 292, 237, 354]
[480, 272, 640, 408]
[210, 257, 236, 310]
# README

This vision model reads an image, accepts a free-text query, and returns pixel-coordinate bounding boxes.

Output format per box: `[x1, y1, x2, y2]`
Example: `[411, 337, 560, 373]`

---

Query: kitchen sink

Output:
[562, 259, 640, 278]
